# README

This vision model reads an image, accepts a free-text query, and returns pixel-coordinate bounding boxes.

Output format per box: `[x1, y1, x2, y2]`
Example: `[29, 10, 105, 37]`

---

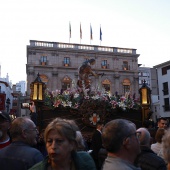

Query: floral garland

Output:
[44, 87, 141, 112]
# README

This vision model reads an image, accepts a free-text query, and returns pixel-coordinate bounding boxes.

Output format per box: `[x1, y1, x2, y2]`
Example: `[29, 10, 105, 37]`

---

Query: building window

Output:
[163, 98, 170, 111]
[139, 80, 142, 85]
[142, 72, 149, 77]
[41, 56, 47, 65]
[101, 60, 107, 69]
[102, 79, 111, 92]
[162, 65, 170, 75]
[64, 57, 70, 66]
[163, 82, 169, 95]
[62, 76, 71, 90]
[123, 85, 130, 94]
[123, 61, 128, 70]
[123, 79, 131, 94]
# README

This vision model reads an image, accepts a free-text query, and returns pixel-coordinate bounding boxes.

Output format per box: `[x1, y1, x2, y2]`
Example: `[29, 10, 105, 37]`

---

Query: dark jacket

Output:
[134, 146, 167, 170]
[0, 141, 44, 170]
[29, 151, 96, 170]
[91, 130, 102, 159]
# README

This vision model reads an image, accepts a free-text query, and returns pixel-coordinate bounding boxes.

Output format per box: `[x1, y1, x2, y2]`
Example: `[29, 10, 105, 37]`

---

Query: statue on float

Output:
[77, 59, 98, 89]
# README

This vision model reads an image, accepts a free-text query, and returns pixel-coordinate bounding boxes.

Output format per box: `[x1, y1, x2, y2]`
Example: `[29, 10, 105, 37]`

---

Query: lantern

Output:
[30, 73, 46, 102]
[139, 80, 152, 123]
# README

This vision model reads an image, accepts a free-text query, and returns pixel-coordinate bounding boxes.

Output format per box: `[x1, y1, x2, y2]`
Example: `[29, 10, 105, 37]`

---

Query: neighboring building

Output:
[12, 84, 29, 117]
[16, 81, 26, 96]
[26, 40, 140, 100]
[0, 74, 13, 113]
[154, 60, 170, 118]
[138, 66, 159, 121]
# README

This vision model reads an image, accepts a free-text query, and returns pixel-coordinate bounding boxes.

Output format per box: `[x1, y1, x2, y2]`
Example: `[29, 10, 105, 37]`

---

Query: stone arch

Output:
[39, 74, 48, 84]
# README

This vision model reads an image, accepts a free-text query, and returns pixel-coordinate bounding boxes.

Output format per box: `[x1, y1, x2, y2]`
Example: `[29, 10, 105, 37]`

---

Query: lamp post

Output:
[139, 80, 152, 124]
[6, 98, 10, 113]
[30, 73, 46, 130]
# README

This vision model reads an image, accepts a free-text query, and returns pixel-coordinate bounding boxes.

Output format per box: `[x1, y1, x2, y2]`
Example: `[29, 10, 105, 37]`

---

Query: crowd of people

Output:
[1, 108, 170, 170]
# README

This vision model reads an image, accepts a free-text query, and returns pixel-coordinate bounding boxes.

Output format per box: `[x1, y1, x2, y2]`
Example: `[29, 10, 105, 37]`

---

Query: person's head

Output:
[0, 111, 11, 139]
[102, 119, 140, 163]
[162, 128, 170, 164]
[44, 118, 77, 163]
[136, 128, 150, 147]
[76, 131, 85, 151]
[96, 121, 104, 131]
[89, 59, 95, 65]
[158, 117, 167, 129]
[9, 117, 38, 146]
[155, 128, 166, 143]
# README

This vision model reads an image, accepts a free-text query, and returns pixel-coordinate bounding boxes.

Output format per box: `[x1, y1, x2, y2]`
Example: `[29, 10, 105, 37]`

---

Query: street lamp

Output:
[139, 80, 152, 124]
[30, 73, 46, 102]
[30, 73, 46, 130]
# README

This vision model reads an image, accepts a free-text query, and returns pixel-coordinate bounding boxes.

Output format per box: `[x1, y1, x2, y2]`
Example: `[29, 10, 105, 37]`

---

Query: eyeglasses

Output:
[127, 131, 141, 139]
[25, 128, 38, 133]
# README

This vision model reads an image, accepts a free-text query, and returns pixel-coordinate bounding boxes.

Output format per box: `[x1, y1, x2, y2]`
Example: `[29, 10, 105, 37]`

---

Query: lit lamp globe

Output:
[139, 80, 151, 122]
[139, 80, 151, 106]
[30, 73, 46, 102]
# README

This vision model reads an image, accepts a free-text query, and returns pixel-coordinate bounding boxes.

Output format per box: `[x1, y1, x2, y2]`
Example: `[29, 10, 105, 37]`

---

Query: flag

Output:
[90, 24, 93, 40]
[100, 26, 102, 41]
[69, 22, 71, 38]
[80, 23, 82, 39]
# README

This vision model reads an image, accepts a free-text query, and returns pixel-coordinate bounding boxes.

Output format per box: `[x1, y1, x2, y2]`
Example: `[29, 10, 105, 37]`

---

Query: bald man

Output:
[134, 128, 166, 170]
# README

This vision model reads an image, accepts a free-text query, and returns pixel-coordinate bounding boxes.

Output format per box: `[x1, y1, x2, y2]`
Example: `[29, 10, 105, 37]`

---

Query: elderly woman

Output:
[162, 128, 170, 169]
[29, 118, 96, 170]
[151, 128, 166, 159]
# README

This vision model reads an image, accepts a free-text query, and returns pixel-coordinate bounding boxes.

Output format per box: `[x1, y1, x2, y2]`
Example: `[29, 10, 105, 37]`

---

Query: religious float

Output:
[37, 86, 142, 141]
[30, 59, 151, 141]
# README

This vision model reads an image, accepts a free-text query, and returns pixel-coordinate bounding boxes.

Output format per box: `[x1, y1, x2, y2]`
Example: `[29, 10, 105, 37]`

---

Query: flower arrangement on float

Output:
[44, 86, 141, 112]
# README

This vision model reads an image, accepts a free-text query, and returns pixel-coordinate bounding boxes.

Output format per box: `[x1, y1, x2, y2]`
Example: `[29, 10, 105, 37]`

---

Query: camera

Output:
[21, 103, 32, 109]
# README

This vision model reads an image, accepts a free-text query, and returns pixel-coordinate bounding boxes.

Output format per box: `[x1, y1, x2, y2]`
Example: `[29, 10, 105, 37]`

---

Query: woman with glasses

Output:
[29, 118, 96, 170]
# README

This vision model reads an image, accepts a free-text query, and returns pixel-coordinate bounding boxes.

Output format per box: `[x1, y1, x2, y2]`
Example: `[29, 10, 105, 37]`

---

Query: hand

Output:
[29, 101, 36, 112]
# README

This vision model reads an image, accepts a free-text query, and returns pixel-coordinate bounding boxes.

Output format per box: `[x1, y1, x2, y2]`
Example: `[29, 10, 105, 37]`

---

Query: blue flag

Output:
[100, 26, 102, 41]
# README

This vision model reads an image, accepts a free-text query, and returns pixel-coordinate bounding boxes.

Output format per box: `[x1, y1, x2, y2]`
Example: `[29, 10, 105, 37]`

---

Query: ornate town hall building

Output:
[26, 40, 140, 97]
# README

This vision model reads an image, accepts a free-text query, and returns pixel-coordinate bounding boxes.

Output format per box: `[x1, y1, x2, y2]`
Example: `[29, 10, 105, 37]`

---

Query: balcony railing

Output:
[162, 89, 169, 95]
[29, 40, 137, 55]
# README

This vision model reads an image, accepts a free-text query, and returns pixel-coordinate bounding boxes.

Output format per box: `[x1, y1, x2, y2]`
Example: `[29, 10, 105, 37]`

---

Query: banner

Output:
[80, 23, 82, 39]
[0, 93, 6, 111]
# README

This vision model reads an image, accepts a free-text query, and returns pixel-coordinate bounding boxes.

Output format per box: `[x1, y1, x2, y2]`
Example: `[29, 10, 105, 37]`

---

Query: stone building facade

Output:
[26, 40, 140, 98]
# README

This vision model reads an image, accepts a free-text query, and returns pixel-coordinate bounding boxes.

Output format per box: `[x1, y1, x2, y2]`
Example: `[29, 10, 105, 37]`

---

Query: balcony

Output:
[163, 105, 170, 111]
[162, 89, 169, 95]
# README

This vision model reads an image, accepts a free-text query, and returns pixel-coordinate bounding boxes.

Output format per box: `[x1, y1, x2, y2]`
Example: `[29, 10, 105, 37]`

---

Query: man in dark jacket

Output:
[0, 117, 43, 170]
[135, 127, 167, 170]
[91, 121, 104, 169]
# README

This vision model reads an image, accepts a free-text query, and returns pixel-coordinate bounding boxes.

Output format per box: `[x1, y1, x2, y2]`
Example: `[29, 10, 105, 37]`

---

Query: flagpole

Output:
[80, 22, 82, 44]
[69, 22, 71, 43]
[90, 23, 91, 45]
[68, 22, 70, 43]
